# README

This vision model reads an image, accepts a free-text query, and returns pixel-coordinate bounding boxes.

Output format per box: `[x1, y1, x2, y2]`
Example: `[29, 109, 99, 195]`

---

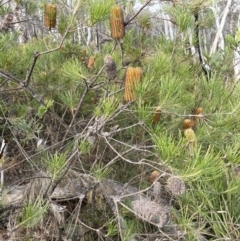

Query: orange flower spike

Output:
[124, 67, 142, 101]
[87, 56, 95, 69]
[44, 4, 57, 29]
[110, 6, 125, 40]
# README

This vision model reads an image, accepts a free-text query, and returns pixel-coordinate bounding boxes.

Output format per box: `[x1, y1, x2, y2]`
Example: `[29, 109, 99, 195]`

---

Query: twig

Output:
[124, 0, 153, 26]
[194, 13, 211, 80]
[24, 52, 40, 86]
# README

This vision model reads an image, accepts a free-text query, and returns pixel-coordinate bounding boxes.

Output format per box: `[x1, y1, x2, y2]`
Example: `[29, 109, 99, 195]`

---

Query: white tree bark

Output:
[233, 12, 240, 81]
[210, 0, 232, 55]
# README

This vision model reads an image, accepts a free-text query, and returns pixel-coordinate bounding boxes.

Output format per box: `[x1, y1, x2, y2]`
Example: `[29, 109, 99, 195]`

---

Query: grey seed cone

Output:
[104, 55, 117, 80]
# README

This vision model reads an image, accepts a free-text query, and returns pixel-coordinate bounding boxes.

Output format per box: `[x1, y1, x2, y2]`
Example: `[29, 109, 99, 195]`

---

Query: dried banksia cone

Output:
[87, 56, 95, 69]
[132, 199, 169, 227]
[148, 170, 160, 183]
[166, 176, 185, 196]
[183, 119, 194, 130]
[124, 67, 142, 101]
[104, 55, 117, 80]
[110, 6, 125, 40]
[44, 4, 57, 29]
[152, 107, 161, 124]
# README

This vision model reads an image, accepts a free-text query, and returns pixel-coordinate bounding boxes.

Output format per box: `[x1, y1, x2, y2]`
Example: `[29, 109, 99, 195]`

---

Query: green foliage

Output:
[165, 4, 194, 32]
[18, 197, 48, 228]
[37, 99, 54, 118]
[153, 132, 184, 165]
[90, 163, 110, 180]
[61, 58, 87, 81]
[44, 152, 67, 181]
[94, 94, 120, 118]
[78, 139, 92, 154]
[88, 0, 114, 26]
[106, 219, 119, 238]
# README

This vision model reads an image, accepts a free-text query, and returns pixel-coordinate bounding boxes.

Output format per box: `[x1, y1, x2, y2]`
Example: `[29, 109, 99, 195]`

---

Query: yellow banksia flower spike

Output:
[124, 67, 142, 101]
[110, 5, 125, 40]
[44, 4, 57, 29]
[184, 128, 197, 155]
[152, 107, 161, 124]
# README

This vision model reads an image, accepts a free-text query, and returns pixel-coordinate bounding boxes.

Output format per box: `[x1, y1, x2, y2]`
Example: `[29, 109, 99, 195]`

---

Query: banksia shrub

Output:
[110, 6, 125, 40]
[104, 55, 117, 80]
[124, 67, 142, 101]
[152, 107, 161, 124]
[44, 4, 57, 29]
[87, 56, 95, 69]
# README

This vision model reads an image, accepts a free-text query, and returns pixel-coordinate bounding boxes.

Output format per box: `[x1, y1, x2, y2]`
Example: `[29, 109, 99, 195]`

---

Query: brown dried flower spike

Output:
[110, 6, 125, 40]
[152, 107, 161, 124]
[104, 55, 117, 80]
[44, 4, 57, 29]
[124, 67, 142, 101]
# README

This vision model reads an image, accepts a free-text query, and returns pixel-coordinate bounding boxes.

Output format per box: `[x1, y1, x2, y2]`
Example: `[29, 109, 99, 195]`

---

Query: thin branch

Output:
[24, 52, 40, 86]
[194, 13, 211, 80]
[124, 0, 152, 26]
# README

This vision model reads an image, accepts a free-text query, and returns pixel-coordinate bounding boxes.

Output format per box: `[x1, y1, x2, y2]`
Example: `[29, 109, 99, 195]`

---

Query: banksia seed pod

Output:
[132, 199, 169, 227]
[104, 55, 117, 80]
[124, 67, 142, 101]
[110, 6, 125, 40]
[166, 176, 185, 196]
[87, 56, 95, 69]
[183, 119, 194, 130]
[152, 107, 161, 124]
[44, 4, 57, 29]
